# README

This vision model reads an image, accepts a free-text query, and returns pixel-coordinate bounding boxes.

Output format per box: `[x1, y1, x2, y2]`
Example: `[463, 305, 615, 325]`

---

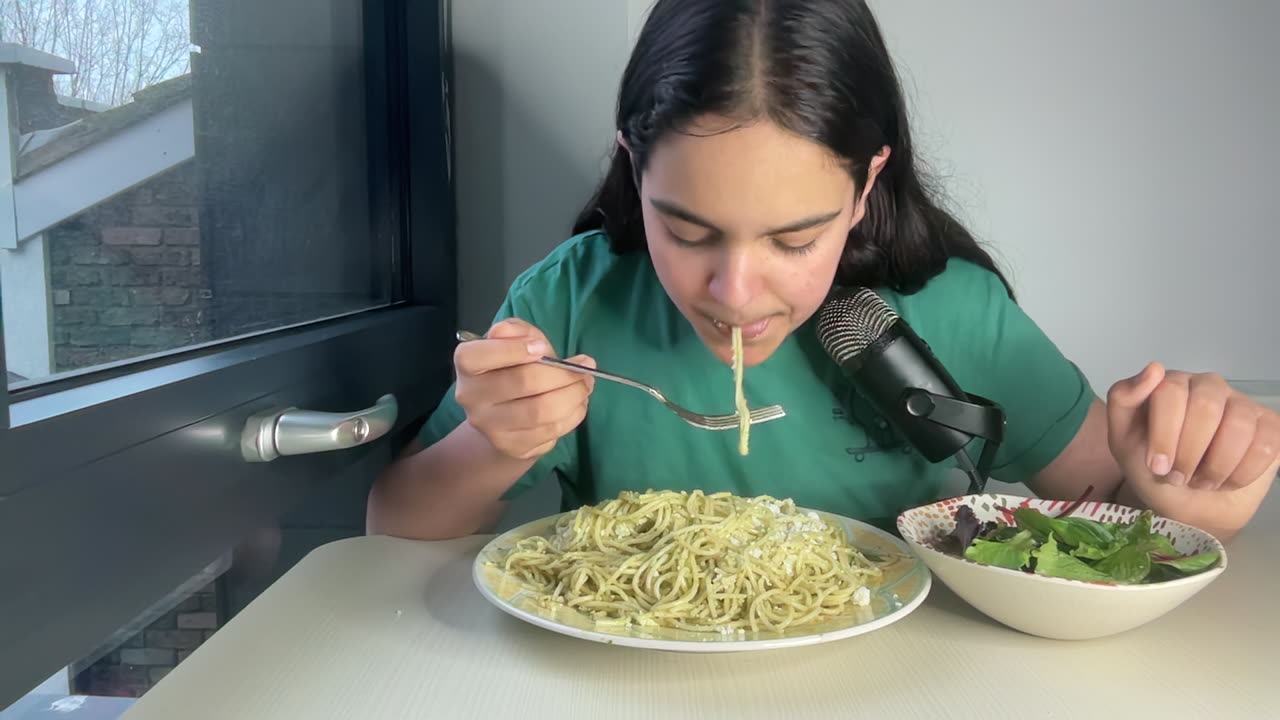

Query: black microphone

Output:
[815, 288, 1006, 493]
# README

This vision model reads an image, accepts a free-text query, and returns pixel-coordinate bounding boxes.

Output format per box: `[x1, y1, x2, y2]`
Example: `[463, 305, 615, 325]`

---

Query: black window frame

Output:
[0, 0, 458, 706]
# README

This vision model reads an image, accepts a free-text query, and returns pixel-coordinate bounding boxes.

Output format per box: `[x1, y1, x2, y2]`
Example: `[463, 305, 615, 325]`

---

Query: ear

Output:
[617, 130, 642, 190]
[848, 146, 892, 229]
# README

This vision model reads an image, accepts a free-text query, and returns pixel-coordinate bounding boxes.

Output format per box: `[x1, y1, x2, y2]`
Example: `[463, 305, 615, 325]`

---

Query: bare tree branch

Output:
[1, 0, 189, 106]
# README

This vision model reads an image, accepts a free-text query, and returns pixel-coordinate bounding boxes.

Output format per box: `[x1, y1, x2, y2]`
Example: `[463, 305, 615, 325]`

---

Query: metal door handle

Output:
[241, 394, 398, 462]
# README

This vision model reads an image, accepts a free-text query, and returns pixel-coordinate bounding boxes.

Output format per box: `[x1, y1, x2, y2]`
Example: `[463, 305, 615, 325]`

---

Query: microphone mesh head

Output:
[815, 288, 900, 364]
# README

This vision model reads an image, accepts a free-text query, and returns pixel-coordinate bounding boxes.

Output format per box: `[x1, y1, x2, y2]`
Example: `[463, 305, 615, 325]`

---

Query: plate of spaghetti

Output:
[473, 489, 931, 652]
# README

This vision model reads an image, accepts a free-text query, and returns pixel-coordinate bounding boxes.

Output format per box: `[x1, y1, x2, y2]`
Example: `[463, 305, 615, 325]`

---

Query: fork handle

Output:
[455, 331, 663, 399]
[535, 357, 662, 399]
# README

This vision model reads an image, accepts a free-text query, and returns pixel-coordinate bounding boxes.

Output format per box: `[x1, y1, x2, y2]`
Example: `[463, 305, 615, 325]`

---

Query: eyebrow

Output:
[650, 198, 842, 237]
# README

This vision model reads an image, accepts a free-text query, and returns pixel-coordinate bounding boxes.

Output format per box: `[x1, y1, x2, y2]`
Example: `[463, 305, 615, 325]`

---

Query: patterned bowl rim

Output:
[895, 493, 1229, 592]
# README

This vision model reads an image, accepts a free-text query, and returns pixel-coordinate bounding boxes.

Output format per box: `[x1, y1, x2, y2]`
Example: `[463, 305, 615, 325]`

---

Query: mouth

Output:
[707, 315, 773, 341]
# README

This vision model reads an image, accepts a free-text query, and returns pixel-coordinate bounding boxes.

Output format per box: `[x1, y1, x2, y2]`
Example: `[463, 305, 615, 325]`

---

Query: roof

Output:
[0, 43, 75, 74]
[17, 73, 192, 179]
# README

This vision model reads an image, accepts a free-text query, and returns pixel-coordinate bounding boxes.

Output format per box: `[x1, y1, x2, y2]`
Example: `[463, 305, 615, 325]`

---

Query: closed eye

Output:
[651, 198, 841, 238]
[774, 237, 818, 255]
[667, 227, 719, 248]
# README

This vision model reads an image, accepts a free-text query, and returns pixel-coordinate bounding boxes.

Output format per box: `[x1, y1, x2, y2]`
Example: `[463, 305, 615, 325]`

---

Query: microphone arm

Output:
[901, 389, 1006, 495]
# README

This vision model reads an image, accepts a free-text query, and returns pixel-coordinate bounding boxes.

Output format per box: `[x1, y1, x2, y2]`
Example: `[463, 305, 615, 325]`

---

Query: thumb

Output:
[1106, 361, 1165, 431]
[566, 354, 597, 393]
[486, 318, 553, 358]
[486, 317, 537, 340]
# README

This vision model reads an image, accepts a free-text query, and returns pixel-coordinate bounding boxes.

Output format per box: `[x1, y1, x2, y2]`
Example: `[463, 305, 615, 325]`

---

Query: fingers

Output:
[455, 337, 547, 376]
[1142, 369, 1187, 480]
[466, 361, 583, 405]
[1192, 397, 1259, 490]
[570, 355, 598, 394]
[486, 317, 539, 339]
[1165, 373, 1230, 486]
[1109, 364, 1280, 496]
[483, 379, 592, 432]
[455, 318, 554, 376]
[1222, 410, 1280, 490]
[1106, 362, 1165, 445]
[457, 353, 595, 406]
[476, 384, 591, 460]
[453, 317, 597, 462]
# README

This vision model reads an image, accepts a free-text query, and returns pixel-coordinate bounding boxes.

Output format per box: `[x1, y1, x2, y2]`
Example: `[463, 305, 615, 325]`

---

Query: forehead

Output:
[643, 118, 854, 228]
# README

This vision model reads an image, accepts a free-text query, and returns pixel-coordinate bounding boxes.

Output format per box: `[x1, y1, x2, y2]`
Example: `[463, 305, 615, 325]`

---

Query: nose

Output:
[707, 247, 759, 313]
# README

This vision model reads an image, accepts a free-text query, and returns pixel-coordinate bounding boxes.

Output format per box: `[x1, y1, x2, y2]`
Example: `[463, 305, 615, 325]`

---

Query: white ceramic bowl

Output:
[896, 494, 1227, 640]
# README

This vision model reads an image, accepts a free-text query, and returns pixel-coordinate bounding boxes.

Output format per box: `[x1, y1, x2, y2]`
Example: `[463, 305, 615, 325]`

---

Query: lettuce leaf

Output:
[946, 501, 1219, 584]
[964, 530, 1037, 571]
[1032, 536, 1113, 582]
[1154, 551, 1221, 573]
[1093, 544, 1153, 584]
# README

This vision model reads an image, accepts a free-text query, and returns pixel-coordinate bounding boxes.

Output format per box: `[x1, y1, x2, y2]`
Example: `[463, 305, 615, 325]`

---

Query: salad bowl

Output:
[897, 493, 1227, 640]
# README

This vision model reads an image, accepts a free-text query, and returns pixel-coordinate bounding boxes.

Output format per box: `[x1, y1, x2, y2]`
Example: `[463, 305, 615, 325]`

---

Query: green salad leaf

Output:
[941, 497, 1220, 585]
[1154, 551, 1221, 573]
[964, 530, 1037, 571]
[1032, 536, 1114, 582]
[1092, 543, 1153, 584]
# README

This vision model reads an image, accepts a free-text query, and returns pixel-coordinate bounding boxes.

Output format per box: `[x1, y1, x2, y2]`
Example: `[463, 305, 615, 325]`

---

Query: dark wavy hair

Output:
[572, 0, 1012, 298]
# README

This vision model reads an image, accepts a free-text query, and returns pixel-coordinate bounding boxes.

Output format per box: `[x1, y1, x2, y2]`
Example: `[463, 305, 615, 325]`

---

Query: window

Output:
[0, 0, 456, 711]
[2, 0, 397, 388]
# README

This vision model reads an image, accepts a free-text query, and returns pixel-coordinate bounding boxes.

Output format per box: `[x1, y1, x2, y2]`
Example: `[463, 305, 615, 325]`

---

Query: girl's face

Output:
[634, 117, 887, 367]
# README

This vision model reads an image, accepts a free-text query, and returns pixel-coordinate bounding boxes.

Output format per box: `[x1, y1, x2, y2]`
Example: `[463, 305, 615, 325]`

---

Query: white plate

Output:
[472, 508, 932, 652]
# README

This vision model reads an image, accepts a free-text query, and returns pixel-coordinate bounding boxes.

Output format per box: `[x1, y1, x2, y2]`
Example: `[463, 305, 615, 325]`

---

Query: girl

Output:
[368, 0, 1277, 542]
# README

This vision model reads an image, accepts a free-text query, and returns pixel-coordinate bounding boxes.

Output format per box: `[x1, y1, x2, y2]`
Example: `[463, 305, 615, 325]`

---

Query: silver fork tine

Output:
[456, 331, 786, 431]
[700, 407, 787, 431]
[694, 406, 786, 430]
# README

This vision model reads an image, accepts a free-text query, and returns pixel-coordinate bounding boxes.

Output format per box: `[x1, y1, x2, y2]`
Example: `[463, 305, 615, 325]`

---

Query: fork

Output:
[456, 331, 786, 431]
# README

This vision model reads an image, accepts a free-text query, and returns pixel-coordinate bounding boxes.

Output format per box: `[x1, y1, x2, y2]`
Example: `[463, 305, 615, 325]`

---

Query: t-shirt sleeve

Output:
[416, 275, 579, 501]
[893, 261, 1095, 486]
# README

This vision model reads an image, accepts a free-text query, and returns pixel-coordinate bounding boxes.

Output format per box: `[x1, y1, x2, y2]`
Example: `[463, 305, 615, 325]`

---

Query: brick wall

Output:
[74, 583, 222, 698]
[48, 161, 211, 372]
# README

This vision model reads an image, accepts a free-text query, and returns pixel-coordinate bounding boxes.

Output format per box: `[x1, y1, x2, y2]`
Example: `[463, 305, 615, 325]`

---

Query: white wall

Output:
[869, 0, 1280, 390]
[451, 1, 641, 524]
[450, 0, 633, 333]
[455, 0, 1278, 391]
[449, 1, 1280, 523]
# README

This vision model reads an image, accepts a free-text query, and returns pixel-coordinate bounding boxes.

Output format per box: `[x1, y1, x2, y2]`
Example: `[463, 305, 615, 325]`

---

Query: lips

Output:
[709, 316, 772, 340]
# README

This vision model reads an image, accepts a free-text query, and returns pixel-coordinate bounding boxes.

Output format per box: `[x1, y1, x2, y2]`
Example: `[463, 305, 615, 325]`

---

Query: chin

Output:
[741, 340, 783, 367]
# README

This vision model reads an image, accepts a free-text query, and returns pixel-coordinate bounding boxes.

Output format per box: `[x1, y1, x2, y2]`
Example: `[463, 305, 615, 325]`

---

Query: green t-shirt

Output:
[421, 231, 1093, 530]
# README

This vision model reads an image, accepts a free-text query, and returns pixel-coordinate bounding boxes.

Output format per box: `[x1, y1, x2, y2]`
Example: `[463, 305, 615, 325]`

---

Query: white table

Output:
[123, 492, 1279, 719]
